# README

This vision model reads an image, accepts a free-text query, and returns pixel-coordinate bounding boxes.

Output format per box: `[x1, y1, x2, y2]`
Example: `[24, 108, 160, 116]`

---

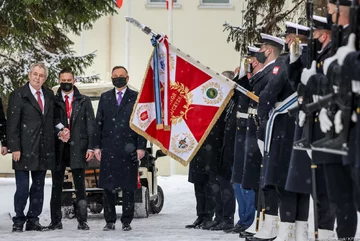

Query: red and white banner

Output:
[130, 37, 235, 166]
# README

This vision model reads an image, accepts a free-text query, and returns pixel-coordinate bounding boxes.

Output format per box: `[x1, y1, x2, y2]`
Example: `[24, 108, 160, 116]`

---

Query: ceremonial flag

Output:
[130, 36, 235, 166]
[114, 0, 123, 8]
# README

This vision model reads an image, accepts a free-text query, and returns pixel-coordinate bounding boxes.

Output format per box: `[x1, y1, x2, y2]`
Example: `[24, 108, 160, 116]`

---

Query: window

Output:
[199, 0, 233, 9]
[146, 0, 181, 8]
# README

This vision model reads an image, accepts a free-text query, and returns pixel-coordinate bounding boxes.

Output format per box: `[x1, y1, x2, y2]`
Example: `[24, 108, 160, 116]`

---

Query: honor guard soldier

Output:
[242, 33, 283, 241]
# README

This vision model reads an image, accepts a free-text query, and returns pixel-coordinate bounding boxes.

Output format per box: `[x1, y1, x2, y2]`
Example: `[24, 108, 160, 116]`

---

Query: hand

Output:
[334, 110, 343, 134]
[298, 110, 306, 127]
[1, 146, 7, 156]
[289, 42, 303, 64]
[336, 33, 356, 66]
[319, 108, 333, 133]
[323, 55, 337, 76]
[301, 60, 316, 86]
[136, 149, 145, 161]
[59, 128, 70, 142]
[94, 148, 101, 161]
[85, 150, 94, 162]
[352, 80, 360, 94]
[352, 111, 358, 123]
[257, 140, 264, 157]
[12, 151, 21, 162]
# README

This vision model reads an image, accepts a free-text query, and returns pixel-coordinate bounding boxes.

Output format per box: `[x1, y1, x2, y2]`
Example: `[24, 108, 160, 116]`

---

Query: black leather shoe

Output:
[103, 222, 115, 231]
[224, 223, 249, 233]
[78, 222, 90, 230]
[239, 230, 255, 238]
[201, 220, 220, 230]
[12, 223, 24, 232]
[185, 217, 203, 229]
[122, 223, 132, 231]
[210, 221, 234, 231]
[25, 221, 48, 231]
[48, 222, 63, 230]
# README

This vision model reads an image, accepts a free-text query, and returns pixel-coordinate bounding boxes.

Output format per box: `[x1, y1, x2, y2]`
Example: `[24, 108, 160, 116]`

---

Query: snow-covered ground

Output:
[0, 175, 359, 241]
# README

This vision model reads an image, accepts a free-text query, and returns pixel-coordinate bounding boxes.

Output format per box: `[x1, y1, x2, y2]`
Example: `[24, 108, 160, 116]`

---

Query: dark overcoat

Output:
[7, 82, 55, 171]
[93, 88, 147, 190]
[53, 86, 95, 170]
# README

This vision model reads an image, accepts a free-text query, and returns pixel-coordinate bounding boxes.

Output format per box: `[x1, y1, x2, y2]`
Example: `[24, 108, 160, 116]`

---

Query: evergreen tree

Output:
[0, 0, 117, 96]
[224, 0, 328, 54]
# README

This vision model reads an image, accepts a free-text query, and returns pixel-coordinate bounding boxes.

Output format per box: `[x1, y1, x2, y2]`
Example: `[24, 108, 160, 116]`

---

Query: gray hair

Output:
[30, 63, 49, 78]
[222, 70, 234, 80]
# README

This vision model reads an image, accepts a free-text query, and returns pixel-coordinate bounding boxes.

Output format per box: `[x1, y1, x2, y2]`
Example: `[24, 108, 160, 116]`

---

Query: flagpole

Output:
[168, 0, 176, 176]
[125, 0, 131, 70]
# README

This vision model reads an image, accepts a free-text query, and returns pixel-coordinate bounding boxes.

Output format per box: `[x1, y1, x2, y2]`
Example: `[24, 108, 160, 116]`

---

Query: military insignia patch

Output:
[201, 82, 223, 105]
[206, 88, 218, 99]
[272, 66, 280, 75]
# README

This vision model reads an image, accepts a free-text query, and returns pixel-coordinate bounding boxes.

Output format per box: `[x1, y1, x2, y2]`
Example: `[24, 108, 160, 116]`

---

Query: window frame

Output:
[146, 0, 181, 9]
[198, 0, 233, 9]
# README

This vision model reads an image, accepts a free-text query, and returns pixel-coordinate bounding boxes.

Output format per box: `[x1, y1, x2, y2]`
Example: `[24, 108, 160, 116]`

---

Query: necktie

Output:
[36, 91, 43, 113]
[117, 91, 123, 106]
[65, 95, 71, 129]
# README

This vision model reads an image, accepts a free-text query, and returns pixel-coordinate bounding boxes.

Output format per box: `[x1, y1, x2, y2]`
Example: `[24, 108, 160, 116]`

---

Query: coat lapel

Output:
[70, 98, 84, 126]
[43, 88, 51, 117]
[23, 83, 42, 115]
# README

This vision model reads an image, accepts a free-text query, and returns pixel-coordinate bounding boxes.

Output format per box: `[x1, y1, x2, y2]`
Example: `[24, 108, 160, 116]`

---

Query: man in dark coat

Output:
[186, 107, 225, 230]
[7, 63, 55, 232]
[48, 67, 95, 231]
[94, 66, 147, 231]
[0, 96, 8, 156]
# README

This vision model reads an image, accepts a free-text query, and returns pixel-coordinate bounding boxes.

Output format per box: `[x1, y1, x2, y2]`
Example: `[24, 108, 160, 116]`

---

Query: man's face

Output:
[28, 66, 47, 90]
[59, 73, 75, 85]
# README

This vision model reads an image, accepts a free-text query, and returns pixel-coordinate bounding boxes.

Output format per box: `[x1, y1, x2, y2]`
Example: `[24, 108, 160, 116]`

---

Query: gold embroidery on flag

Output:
[170, 82, 193, 125]
[171, 133, 195, 154]
[201, 82, 223, 105]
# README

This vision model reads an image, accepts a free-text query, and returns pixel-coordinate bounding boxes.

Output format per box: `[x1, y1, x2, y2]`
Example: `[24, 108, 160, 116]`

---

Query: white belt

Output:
[237, 111, 249, 119]
[247, 107, 257, 116]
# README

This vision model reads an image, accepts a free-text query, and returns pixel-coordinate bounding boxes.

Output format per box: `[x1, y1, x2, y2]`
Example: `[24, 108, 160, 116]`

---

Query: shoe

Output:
[210, 221, 234, 231]
[12, 223, 24, 232]
[25, 221, 49, 231]
[202, 220, 220, 230]
[224, 223, 249, 233]
[240, 231, 255, 238]
[103, 222, 115, 231]
[185, 217, 203, 229]
[122, 223, 132, 231]
[78, 222, 90, 230]
[48, 222, 63, 230]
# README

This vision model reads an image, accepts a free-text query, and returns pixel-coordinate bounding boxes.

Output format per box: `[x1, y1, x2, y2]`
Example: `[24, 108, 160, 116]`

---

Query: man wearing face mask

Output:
[241, 34, 284, 241]
[94, 66, 147, 231]
[48, 67, 95, 231]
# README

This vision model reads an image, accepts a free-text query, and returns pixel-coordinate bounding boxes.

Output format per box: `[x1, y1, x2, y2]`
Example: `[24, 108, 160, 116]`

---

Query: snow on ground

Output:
[0, 175, 359, 241]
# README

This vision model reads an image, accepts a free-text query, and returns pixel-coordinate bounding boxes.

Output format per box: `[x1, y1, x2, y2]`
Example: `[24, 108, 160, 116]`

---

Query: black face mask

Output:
[249, 63, 255, 73]
[314, 38, 323, 52]
[326, 13, 334, 28]
[284, 44, 290, 53]
[255, 51, 267, 64]
[112, 77, 127, 88]
[60, 82, 73, 92]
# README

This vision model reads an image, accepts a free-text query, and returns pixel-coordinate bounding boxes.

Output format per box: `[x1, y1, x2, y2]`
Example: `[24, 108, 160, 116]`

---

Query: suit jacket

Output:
[94, 87, 147, 190]
[0, 97, 7, 147]
[53, 86, 95, 170]
[7, 82, 55, 171]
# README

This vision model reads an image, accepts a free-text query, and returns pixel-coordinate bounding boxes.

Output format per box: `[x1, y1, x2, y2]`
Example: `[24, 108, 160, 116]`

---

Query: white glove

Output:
[312, 95, 321, 102]
[352, 111, 358, 123]
[319, 108, 333, 133]
[298, 110, 306, 127]
[301, 60, 317, 85]
[334, 110, 343, 134]
[306, 150, 312, 159]
[352, 80, 360, 94]
[337, 33, 356, 66]
[290, 42, 303, 64]
[257, 139, 265, 157]
[323, 55, 337, 76]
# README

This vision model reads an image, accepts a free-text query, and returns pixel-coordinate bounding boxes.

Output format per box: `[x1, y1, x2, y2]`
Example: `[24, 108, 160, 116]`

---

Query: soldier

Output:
[241, 34, 284, 241]
[224, 47, 259, 234]
[301, 1, 358, 239]
[287, 15, 337, 240]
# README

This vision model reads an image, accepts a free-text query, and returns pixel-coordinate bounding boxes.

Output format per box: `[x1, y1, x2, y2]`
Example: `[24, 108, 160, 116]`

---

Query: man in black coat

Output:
[48, 67, 95, 231]
[94, 66, 147, 231]
[0, 96, 8, 156]
[7, 63, 55, 232]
